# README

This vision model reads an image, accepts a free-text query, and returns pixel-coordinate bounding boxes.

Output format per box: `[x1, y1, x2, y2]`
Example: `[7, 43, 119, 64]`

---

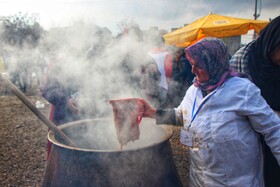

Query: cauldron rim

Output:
[48, 118, 173, 152]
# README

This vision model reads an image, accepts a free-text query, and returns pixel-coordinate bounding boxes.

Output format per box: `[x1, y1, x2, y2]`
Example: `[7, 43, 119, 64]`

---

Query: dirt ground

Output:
[0, 86, 189, 187]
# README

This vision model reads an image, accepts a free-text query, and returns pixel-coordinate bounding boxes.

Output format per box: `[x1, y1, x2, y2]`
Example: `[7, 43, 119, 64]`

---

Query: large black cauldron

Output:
[42, 118, 183, 187]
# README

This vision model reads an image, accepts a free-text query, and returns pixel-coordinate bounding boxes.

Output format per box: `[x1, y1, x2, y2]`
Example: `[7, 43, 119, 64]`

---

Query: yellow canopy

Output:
[163, 13, 269, 47]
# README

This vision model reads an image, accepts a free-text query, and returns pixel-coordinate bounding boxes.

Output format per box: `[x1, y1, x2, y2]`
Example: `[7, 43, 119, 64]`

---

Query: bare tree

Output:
[0, 12, 44, 48]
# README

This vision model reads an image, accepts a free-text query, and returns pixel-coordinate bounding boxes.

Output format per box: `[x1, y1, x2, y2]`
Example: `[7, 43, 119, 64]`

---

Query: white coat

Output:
[175, 77, 280, 187]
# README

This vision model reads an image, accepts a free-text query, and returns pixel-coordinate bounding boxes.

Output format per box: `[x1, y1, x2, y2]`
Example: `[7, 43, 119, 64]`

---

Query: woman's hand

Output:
[139, 98, 156, 119]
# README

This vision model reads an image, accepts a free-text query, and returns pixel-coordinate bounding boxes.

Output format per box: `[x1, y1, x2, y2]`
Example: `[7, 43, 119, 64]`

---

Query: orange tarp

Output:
[163, 13, 269, 47]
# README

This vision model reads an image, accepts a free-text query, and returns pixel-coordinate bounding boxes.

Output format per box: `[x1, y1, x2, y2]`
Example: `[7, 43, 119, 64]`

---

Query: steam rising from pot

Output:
[2, 21, 165, 148]
[51, 118, 169, 151]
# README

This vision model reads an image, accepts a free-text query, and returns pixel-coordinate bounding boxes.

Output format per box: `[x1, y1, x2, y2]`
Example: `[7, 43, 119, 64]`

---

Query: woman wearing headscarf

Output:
[230, 15, 280, 187]
[140, 37, 280, 186]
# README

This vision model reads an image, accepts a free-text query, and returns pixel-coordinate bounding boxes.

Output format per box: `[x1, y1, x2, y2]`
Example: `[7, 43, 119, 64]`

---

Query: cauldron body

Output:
[43, 118, 183, 187]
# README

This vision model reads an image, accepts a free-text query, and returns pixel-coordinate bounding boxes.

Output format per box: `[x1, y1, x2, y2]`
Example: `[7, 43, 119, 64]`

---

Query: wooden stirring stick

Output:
[0, 73, 77, 147]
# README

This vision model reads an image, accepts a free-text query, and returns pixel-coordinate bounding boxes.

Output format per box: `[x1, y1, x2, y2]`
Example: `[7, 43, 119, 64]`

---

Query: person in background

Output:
[148, 37, 173, 108]
[8, 56, 26, 93]
[141, 57, 163, 108]
[140, 37, 280, 186]
[166, 48, 194, 107]
[230, 15, 280, 187]
[40, 55, 80, 159]
[41, 56, 80, 125]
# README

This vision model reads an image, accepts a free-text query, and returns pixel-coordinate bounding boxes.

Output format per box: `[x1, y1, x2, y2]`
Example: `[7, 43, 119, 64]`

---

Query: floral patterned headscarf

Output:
[185, 37, 238, 91]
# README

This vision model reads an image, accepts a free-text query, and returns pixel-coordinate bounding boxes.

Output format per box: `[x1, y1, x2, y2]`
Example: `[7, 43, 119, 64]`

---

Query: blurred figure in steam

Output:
[41, 56, 80, 125]
[141, 56, 164, 109]
[117, 25, 145, 92]
[141, 37, 280, 186]
[40, 54, 80, 159]
[166, 47, 194, 108]
[8, 56, 28, 93]
[147, 37, 173, 108]
[230, 15, 280, 187]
